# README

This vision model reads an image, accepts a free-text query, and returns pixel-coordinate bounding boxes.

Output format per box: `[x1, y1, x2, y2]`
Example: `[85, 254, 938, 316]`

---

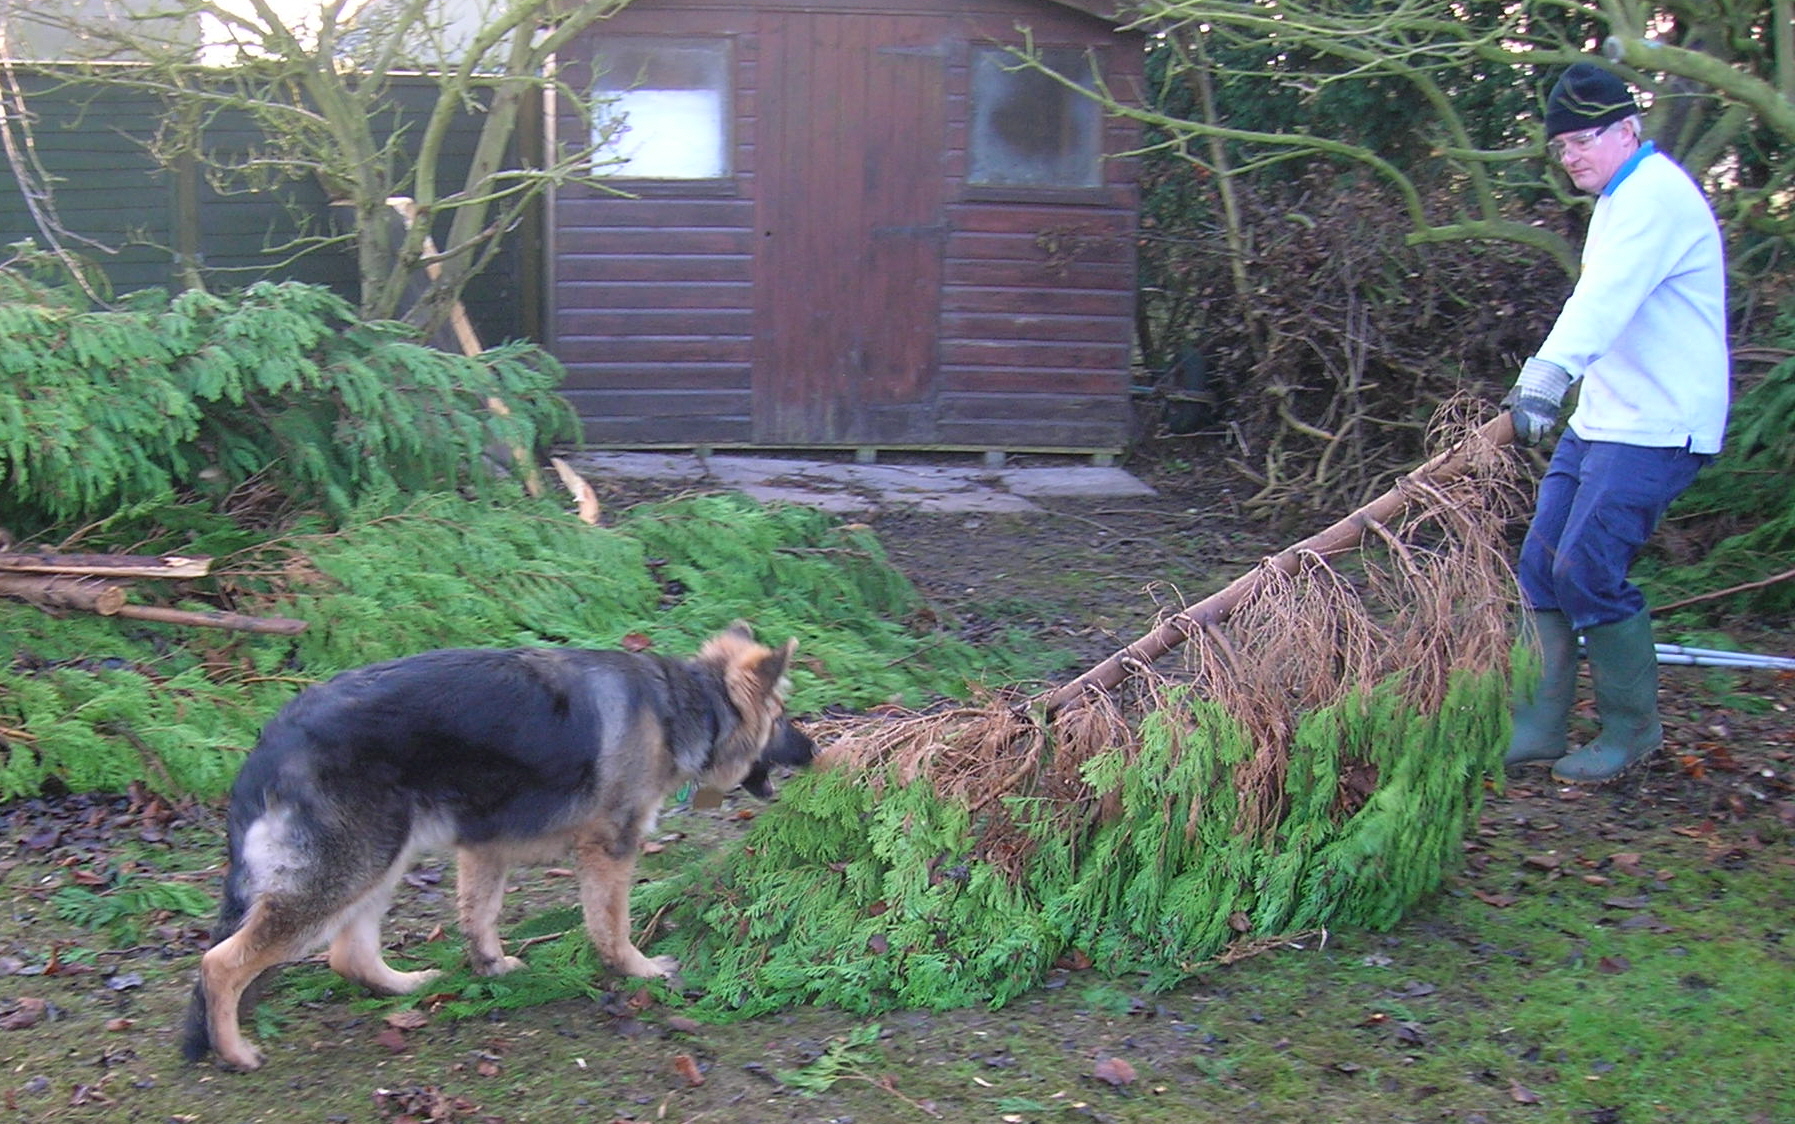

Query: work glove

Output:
[1501, 357, 1570, 447]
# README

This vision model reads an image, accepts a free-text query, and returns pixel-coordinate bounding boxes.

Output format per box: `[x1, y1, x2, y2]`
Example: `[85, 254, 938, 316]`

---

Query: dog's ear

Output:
[750, 638, 797, 699]
[723, 619, 756, 642]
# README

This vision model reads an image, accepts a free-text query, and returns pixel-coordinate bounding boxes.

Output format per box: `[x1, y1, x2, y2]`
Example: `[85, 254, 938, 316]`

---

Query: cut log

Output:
[2, 572, 306, 633]
[0, 573, 129, 614]
[1040, 413, 1518, 714]
[109, 604, 309, 635]
[0, 551, 212, 579]
[551, 457, 602, 525]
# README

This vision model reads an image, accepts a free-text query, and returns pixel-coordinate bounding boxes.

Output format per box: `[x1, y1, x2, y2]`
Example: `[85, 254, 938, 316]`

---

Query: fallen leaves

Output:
[1089, 1056, 1136, 1087]
[1392, 1021, 1428, 1047]
[372, 1084, 481, 1123]
[66, 1083, 115, 1109]
[1614, 912, 1675, 933]
[4, 785, 195, 862]
[375, 1009, 430, 1054]
[671, 1053, 704, 1086]
[0, 998, 48, 1031]
[1508, 1077, 1543, 1104]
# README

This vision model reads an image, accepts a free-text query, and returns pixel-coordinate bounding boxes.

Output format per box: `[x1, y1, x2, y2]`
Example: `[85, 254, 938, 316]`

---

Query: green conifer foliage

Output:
[1635, 318, 1795, 618]
[0, 282, 575, 527]
[631, 666, 1507, 1017]
[0, 492, 1036, 799]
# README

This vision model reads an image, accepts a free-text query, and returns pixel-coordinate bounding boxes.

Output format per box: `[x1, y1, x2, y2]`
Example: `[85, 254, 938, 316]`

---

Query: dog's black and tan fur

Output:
[182, 624, 812, 1070]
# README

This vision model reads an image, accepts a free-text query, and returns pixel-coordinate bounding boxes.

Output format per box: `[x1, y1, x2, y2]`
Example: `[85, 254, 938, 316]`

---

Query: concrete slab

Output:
[557, 450, 1151, 515]
[827, 463, 987, 494]
[999, 467, 1158, 498]
[560, 451, 706, 483]
[886, 491, 1041, 514]
[701, 456, 829, 487]
[738, 485, 874, 514]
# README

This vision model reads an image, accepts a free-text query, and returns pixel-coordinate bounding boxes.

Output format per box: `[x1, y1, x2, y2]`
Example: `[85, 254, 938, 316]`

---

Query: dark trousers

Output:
[1518, 430, 1707, 632]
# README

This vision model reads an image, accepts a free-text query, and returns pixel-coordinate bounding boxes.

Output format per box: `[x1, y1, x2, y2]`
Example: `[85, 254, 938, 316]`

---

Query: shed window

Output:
[592, 38, 731, 179]
[967, 47, 1102, 189]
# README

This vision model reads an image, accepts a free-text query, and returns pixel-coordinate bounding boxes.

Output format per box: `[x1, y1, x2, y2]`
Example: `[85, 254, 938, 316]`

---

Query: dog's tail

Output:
[180, 980, 211, 1062]
[181, 805, 262, 1063]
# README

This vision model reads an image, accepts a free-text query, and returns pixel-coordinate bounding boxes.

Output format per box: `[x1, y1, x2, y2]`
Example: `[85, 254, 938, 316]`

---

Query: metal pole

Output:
[1652, 644, 1795, 671]
[1572, 641, 1795, 671]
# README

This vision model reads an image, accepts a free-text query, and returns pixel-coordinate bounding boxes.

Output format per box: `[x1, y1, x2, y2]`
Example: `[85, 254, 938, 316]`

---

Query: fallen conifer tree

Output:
[619, 409, 1528, 1016]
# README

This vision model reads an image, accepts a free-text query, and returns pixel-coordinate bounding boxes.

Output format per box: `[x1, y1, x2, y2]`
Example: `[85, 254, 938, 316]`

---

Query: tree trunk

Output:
[109, 604, 308, 635]
[1040, 413, 1517, 714]
[0, 552, 210, 579]
[0, 574, 128, 615]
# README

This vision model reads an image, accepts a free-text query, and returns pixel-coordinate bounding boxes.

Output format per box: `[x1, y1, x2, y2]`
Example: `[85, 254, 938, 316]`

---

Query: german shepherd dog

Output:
[182, 624, 813, 1070]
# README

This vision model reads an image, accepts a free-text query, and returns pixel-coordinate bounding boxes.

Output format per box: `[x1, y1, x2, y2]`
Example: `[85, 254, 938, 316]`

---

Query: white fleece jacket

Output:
[1536, 144, 1730, 453]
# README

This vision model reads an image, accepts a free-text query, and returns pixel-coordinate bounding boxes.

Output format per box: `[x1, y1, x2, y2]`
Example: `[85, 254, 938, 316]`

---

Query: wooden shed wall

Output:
[551, 0, 1141, 452]
[1, 77, 174, 296]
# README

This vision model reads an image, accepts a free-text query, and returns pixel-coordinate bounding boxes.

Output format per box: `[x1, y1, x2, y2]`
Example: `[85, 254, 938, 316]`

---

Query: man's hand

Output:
[1502, 390, 1561, 447]
[1502, 357, 1570, 447]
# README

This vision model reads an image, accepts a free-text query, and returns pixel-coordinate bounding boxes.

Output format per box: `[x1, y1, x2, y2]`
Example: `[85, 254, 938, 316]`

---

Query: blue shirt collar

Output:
[1601, 139, 1655, 196]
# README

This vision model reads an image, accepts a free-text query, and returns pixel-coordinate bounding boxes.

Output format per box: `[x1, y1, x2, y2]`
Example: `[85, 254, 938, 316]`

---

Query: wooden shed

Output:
[548, 0, 1144, 458]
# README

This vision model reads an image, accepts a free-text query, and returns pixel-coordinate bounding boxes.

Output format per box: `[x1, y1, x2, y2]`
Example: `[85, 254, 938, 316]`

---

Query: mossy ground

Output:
[3, 748, 1791, 1124]
[3, 462, 1791, 1124]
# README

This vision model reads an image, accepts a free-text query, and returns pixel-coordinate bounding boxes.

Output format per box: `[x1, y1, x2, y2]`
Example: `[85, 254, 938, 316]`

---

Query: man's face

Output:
[1550, 121, 1637, 194]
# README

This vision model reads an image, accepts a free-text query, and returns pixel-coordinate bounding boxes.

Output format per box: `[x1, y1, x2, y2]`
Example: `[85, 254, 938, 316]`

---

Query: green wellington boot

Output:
[1504, 609, 1578, 766]
[1553, 609, 1662, 783]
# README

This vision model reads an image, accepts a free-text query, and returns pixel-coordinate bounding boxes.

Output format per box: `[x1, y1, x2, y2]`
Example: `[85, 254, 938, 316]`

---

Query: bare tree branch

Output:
[5, 0, 630, 336]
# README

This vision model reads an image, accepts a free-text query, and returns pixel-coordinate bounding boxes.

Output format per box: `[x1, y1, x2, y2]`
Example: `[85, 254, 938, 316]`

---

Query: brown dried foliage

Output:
[819, 406, 1526, 867]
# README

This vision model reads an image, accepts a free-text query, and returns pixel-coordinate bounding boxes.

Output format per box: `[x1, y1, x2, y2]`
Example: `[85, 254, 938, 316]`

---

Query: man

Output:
[1501, 60, 1730, 783]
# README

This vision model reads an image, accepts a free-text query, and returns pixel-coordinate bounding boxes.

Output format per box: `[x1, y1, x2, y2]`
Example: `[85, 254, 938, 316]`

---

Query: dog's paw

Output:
[362, 966, 443, 996]
[217, 1044, 266, 1072]
[473, 955, 526, 977]
[617, 951, 679, 979]
[393, 967, 445, 992]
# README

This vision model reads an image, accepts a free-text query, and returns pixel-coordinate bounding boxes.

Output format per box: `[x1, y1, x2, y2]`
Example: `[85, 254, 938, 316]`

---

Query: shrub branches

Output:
[0, 280, 575, 529]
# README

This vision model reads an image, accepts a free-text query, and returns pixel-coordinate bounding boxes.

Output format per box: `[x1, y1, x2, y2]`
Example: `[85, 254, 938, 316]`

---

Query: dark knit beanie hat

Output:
[1545, 63, 1639, 138]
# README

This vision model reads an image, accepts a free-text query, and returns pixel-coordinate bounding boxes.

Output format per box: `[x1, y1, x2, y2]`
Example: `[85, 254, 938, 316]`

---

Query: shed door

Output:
[753, 15, 945, 445]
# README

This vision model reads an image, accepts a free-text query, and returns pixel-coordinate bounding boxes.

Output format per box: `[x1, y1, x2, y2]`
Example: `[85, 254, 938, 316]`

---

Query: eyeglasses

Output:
[1547, 122, 1614, 161]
